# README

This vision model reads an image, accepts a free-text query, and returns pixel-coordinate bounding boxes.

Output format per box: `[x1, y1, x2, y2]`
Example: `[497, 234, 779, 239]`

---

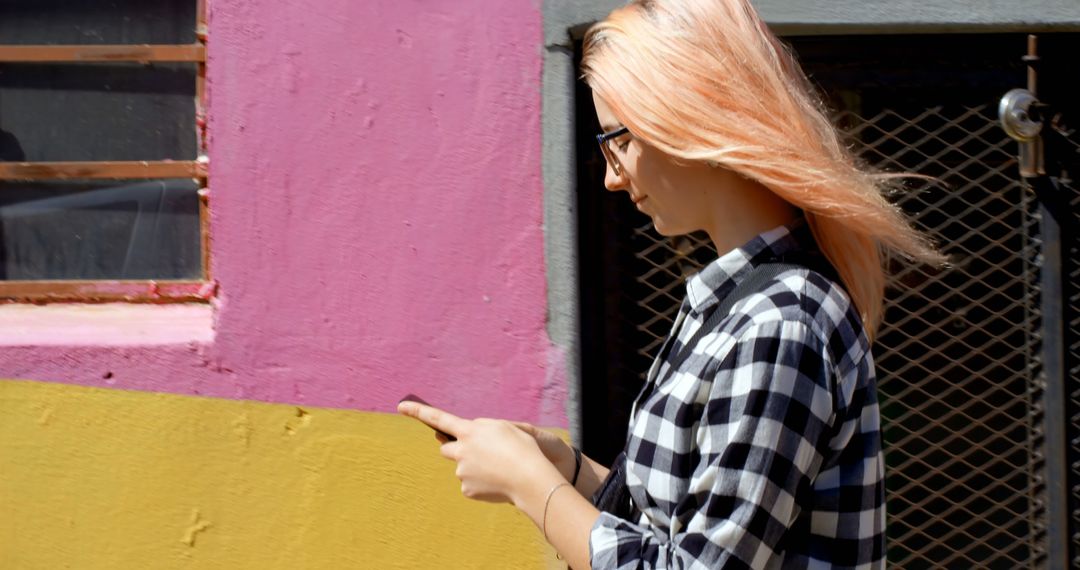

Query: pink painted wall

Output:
[1, 0, 565, 426]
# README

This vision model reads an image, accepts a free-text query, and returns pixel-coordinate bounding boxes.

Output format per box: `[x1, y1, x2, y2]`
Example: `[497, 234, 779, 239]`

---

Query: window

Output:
[0, 0, 209, 302]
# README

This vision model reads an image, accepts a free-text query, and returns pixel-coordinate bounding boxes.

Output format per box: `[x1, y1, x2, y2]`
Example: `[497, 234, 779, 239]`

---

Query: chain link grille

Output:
[628, 231, 715, 384]
[851, 104, 1045, 568]
[619, 103, 1046, 567]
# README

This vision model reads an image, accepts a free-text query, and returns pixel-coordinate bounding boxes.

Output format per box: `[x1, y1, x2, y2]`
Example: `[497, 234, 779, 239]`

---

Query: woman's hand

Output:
[511, 422, 577, 484]
[397, 401, 561, 505]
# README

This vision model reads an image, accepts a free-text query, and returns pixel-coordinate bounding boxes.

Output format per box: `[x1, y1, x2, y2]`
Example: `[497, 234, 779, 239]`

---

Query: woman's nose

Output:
[604, 164, 628, 193]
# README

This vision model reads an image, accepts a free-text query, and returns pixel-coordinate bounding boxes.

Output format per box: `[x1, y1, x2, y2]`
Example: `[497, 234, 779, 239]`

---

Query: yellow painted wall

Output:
[0, 380, 563, 569]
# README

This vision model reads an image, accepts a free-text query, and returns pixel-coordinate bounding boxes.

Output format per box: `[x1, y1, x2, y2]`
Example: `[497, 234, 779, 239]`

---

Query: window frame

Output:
[0, 0, 211, 303]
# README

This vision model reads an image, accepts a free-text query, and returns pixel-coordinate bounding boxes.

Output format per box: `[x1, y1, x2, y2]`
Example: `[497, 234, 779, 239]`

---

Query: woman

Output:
[398, 0, 942, 567]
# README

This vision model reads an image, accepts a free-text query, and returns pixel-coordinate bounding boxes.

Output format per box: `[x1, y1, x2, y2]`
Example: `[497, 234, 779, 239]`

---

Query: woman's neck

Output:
[700, 175, 800, 255]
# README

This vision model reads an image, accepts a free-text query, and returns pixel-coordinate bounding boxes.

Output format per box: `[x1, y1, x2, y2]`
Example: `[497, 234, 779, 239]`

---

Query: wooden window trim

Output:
[0, 3, 212, 303]
[0, 281, 217, 304]
[0, 161, 207, 180]
[0, 44, 205, 63]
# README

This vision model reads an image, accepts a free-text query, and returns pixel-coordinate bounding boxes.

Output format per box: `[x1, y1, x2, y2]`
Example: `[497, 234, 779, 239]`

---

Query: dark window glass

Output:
[0, 63, 197, 162]
[0, 0, 197, 45]
[0, 179, 201, 280]
[0, 1, 202, 283]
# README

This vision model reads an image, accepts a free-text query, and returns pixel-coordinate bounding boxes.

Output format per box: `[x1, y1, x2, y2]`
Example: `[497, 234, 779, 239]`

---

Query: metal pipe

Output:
[1034, 174, 1070, 570]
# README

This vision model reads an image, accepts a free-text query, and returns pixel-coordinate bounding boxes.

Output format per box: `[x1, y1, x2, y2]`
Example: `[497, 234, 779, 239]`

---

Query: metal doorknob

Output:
[999, 88, 1043, 142]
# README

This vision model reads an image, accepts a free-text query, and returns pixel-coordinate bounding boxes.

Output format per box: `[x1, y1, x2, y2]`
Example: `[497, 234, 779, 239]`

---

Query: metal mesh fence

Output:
[616, 103, 1047, 567]
[851, 105, 1046, 568]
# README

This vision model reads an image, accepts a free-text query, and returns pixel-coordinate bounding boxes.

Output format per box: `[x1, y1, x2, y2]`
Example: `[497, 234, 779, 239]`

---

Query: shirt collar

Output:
[684, 219, 814, 315]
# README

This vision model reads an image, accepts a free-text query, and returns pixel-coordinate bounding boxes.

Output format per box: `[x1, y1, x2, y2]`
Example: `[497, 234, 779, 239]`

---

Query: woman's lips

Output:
[632, 195, 648, 205]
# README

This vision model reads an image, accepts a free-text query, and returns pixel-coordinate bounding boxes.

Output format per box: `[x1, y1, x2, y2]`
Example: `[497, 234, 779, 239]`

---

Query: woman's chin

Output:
[652, 221, 696, 239]
[651, 219, 676, 237]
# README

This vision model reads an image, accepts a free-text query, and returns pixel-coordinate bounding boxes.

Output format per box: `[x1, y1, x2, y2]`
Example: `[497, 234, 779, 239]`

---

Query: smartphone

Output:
[400, 393, 457, 441]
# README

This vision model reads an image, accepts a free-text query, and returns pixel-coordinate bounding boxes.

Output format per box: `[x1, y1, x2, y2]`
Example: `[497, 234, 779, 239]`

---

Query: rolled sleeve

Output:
[590, 511, 751, 570]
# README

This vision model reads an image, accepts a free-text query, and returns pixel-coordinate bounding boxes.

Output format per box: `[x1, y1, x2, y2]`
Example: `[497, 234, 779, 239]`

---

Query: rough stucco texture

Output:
[0, 0, 565, 426]
[0, 380, 564, 569]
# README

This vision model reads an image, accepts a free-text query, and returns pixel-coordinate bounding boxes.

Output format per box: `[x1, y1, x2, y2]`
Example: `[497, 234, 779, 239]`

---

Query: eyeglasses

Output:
[596, 126, 631, 176]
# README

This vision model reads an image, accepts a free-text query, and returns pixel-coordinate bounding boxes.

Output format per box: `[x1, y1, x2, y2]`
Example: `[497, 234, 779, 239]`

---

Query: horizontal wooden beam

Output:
[0, 280, 215, 303]
[0, 44, 205, 63]
[0, 161, 206, 181]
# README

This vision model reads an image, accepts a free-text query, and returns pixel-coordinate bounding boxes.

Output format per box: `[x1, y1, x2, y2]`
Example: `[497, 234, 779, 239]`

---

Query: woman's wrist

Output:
[510, 459, 566, 511]
[550, 439, 577, 483]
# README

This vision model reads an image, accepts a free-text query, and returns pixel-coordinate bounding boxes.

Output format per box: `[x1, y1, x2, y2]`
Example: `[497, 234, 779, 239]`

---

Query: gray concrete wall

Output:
[755, 0, 1080, 34]
[543, 0, 1080, 444]
[545, 0, 1080, 45]
[543, 40, 582, 442]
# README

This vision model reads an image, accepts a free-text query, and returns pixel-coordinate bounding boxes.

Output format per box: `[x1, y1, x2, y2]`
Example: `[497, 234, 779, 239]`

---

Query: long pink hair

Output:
[581, 0, 944, 338]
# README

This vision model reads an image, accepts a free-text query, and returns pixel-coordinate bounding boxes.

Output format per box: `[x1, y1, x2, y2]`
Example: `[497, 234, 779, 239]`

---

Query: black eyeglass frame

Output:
[596, 126, 631, 176]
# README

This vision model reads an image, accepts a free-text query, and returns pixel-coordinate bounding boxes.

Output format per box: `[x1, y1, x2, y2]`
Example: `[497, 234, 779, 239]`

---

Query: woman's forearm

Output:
[512, 462, 602, 570]
[574, 453, 610, 498]
[546, 437, 610, 498]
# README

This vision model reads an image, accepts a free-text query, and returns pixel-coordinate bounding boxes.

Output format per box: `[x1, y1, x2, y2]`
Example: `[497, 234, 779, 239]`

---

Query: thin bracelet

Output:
[570, 447, 583, 487]
[542, 482, 571, 542]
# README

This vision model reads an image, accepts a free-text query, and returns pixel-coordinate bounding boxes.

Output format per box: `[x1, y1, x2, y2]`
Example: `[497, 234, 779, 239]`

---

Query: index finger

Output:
[397, 400, 467, 439]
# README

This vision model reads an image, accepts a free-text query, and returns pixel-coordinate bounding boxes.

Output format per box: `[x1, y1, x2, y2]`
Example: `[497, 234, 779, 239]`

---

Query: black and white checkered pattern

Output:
[589, 222, 885, 569]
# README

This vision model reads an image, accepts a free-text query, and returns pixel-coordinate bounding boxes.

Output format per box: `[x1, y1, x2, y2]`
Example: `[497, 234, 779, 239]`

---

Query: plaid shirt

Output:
[589, 223, 885, 569]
